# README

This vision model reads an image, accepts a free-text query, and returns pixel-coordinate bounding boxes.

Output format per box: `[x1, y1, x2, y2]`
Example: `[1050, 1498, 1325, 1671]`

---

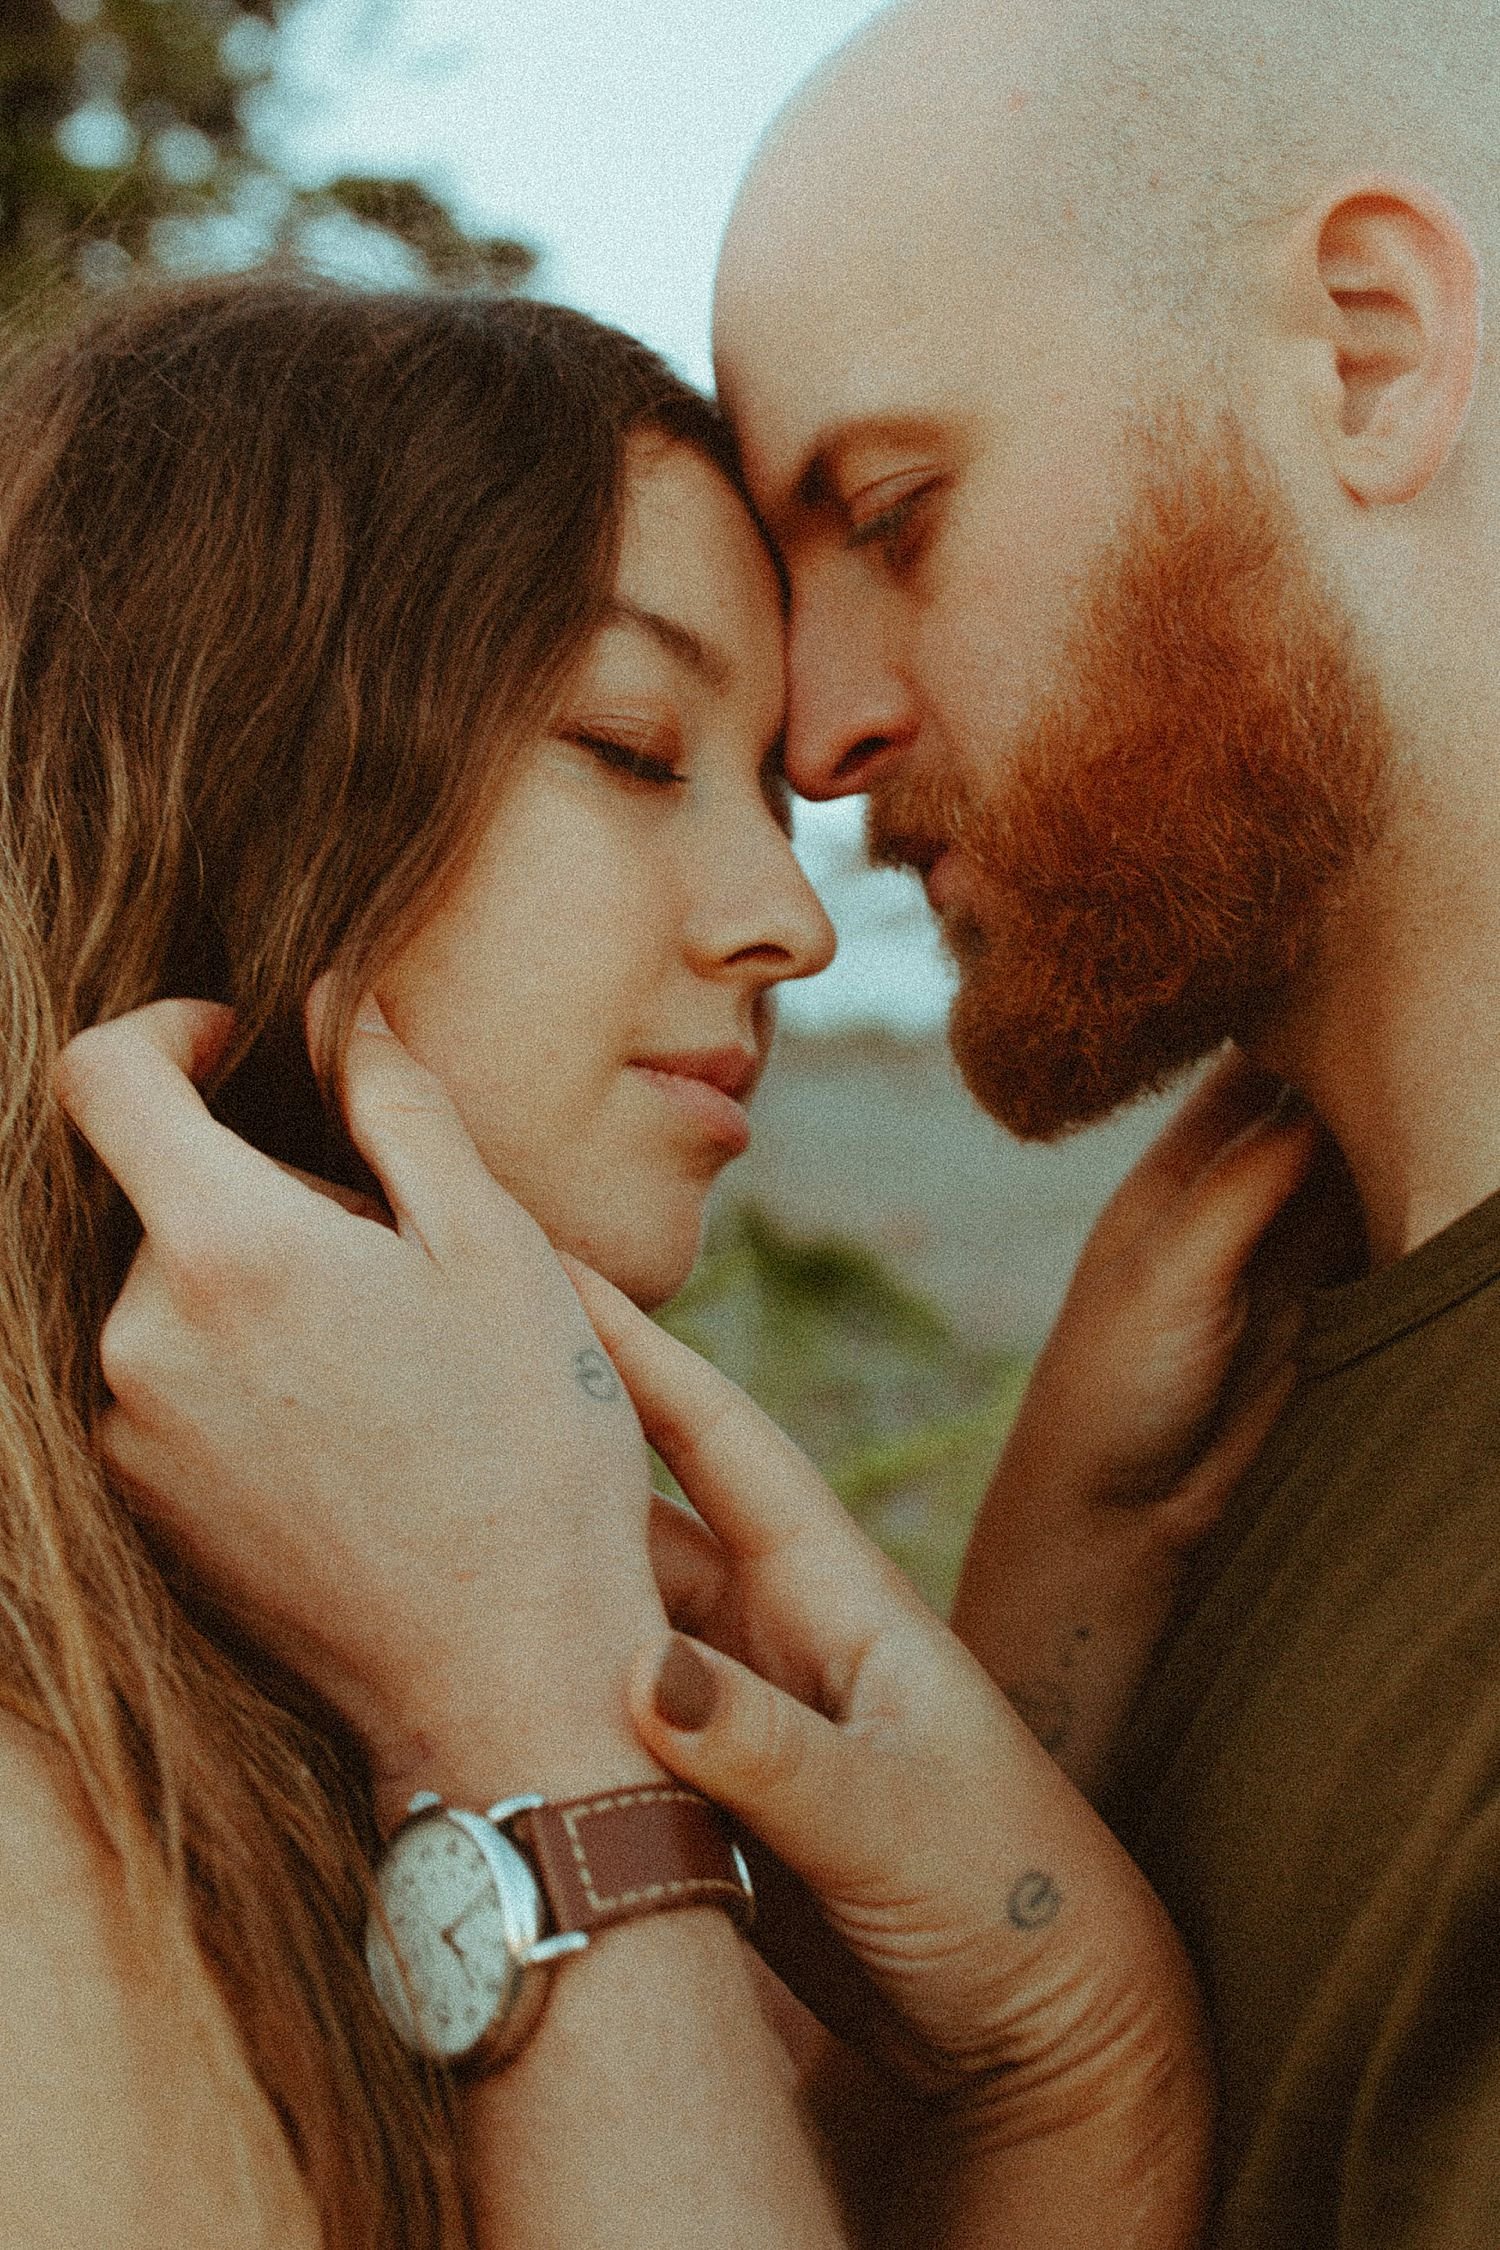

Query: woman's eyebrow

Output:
[608, 600, 732, 693]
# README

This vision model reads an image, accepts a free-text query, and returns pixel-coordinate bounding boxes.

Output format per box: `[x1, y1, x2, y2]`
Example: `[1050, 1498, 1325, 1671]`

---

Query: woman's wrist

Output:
[371, 1703, 673, 1838]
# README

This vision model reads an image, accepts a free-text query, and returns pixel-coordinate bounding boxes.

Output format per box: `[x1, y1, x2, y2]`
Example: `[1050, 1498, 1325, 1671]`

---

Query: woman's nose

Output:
[688, 819, 836, 988]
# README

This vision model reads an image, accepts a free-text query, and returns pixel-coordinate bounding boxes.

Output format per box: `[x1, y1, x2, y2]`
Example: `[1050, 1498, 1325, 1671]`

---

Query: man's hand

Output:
[953, 1051, 1333, 1792]
[58, 994, 668, 1815]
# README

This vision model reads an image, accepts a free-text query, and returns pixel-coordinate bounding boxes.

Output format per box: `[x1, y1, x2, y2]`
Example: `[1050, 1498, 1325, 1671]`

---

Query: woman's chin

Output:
[552, 1202, 706, 1315]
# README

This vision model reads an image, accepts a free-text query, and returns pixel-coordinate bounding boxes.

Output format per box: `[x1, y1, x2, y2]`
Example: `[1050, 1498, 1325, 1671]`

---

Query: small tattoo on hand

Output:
[573, 1347, 621, 1403]
[1008, 1871, 1063, 1930]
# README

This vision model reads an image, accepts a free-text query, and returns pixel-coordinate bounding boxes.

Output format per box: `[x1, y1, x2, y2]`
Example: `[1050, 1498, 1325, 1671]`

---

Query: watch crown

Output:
[405, 1790, 443, 1816]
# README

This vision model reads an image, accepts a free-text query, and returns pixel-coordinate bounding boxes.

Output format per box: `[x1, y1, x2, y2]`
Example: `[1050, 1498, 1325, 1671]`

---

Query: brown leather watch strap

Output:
[511, 1784, 754, 1939]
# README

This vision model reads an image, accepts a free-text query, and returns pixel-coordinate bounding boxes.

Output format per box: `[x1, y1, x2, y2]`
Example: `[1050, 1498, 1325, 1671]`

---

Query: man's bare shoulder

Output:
[0, 1705, 320, 2250]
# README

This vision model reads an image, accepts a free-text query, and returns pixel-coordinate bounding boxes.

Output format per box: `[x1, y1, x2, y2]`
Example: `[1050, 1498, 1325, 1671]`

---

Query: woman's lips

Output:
[629, 1052, 756, 1155]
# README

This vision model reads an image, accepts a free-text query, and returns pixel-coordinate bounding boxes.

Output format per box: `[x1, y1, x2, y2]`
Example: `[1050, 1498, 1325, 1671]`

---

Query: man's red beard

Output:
[869, 414, 1391, 1140]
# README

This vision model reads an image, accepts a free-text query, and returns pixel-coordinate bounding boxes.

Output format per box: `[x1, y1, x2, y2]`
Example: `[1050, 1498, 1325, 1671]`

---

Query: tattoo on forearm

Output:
[572, 1347, 622, 1403]
[1007, 1872, 1063, 1930]
[1005, 1625, 1095, 1754]
[1005, 1681, 1075, 1755]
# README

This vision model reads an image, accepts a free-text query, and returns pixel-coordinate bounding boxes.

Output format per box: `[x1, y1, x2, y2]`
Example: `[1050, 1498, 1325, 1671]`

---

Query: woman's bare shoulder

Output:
[0, 1706, 321, 2249]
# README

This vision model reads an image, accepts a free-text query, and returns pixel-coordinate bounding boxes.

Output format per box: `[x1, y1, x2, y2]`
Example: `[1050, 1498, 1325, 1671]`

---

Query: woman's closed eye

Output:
[567, 730, 685, 789]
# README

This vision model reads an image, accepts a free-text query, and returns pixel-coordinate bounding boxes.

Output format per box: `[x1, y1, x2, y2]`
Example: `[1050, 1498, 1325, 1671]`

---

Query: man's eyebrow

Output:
[607, 600, 732, 692]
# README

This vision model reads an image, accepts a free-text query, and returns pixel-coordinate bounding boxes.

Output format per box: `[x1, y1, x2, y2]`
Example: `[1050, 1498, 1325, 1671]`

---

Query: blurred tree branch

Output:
[0, 0, 534, 325]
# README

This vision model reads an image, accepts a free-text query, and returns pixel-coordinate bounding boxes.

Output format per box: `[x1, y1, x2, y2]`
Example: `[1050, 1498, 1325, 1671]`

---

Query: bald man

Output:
[714, 0, 1500, 2243]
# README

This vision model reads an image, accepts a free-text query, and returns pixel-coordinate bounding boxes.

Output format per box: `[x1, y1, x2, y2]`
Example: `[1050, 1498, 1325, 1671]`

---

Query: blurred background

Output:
[2, 0, 1178, 1603]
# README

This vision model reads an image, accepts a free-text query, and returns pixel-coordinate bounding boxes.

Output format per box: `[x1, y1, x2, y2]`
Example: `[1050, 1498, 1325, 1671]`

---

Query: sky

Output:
[266, 0, 956, 1035]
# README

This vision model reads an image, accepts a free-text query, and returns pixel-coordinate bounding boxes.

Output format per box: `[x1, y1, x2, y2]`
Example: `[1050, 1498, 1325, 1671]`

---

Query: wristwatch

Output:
[365, 1782, 756, 2071]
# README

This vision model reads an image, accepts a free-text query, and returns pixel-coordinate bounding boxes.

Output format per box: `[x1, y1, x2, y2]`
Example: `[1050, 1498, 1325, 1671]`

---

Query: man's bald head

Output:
[715, 0, 1500, 1150]
[721, 0, 1500, 378]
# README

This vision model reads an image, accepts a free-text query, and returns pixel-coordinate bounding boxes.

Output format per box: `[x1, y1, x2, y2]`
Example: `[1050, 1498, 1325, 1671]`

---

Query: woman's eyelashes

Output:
[567, 728, 684, 789]
[564, 718, 790, 827]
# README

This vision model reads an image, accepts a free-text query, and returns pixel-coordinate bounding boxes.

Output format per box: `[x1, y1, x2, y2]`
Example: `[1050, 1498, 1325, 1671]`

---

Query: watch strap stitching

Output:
[560, 1785, 741, 1916]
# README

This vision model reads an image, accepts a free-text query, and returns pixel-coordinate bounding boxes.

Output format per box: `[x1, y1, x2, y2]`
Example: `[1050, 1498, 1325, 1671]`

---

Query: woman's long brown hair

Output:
[0, 277, 738, 2242]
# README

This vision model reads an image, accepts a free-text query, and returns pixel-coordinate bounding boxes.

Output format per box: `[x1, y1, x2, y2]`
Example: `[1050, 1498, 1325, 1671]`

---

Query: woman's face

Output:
[376, 439, 836, 1306]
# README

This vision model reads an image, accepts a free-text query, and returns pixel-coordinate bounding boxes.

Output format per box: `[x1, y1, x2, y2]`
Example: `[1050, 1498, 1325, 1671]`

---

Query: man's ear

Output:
[1288, 176, 1482, 504]
[1286, 177, 1484, 508]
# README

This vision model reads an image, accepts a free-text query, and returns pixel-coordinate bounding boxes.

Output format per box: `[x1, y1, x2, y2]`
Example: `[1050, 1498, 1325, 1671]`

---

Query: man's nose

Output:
[784, 571, 920, 801]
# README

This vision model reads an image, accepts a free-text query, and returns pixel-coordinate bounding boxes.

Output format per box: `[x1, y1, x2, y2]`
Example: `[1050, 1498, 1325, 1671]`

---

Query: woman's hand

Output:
[57, 994, 669, 1816]
[952, 1052, 1337, 1793]
[571, 1266, 1212, 2250]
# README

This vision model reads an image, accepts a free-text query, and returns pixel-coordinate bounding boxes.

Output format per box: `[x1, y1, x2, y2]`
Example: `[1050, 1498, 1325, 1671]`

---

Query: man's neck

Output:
[1255, 806, 1500, 1269]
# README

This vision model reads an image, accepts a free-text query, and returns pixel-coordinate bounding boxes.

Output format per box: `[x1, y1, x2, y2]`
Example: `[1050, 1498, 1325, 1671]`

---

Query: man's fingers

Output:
[57, 1000, 281, 1236]
[1159, 1104, 1322, 1305]
[62, 995, 236, 1090]
[274, 1161, 393, 1226]
[1113, 1050, 1289, 1213]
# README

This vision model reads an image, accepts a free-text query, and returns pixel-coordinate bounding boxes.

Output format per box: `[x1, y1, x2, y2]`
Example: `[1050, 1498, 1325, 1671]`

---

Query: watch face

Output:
[367, 1811, 537, 2063]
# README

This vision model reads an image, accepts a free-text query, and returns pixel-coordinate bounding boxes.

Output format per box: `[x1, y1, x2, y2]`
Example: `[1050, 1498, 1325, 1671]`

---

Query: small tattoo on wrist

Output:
[572, 1346, 621, 1403]
[1008, 1871, 1063, 1930]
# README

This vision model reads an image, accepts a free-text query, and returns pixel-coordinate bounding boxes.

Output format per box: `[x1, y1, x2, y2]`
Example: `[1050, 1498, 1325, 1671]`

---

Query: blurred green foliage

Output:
[0, 0, 532, 325]
[659, 1203, 1032, 1615]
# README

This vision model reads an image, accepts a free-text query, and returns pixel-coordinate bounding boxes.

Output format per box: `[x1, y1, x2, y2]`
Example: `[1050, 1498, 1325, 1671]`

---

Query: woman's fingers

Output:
[633, 1636, 923, 2059]
[55, 1000, 267, 1235]
[320, 993, 517, 1265]
[647, 1491, 732, 1640]
[1156, 1102, 1322, 1307]
[1108, 1049, 1288, 1215]
[633, 1635, 895, 1900]
[568, 1260, 847, 1557]
[1160, 1356, 1298, 1547]
[569, 1259, 921, 1685]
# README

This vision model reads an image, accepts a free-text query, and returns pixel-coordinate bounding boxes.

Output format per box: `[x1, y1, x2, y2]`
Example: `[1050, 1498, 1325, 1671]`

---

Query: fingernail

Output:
[355, 993, 392, 1037]
[654, 1637, 719, 1732]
